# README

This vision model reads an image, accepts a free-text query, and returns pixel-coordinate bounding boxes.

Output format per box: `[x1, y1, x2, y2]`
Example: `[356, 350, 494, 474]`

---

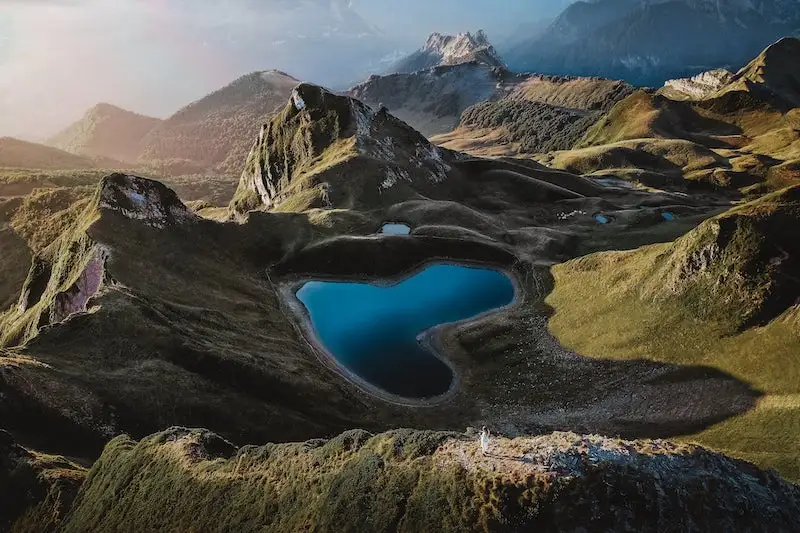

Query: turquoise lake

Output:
[296, 263, 516, 399]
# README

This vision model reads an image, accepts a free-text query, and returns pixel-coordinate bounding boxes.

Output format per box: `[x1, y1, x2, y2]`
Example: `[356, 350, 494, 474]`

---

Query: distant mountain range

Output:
[45, 71, 300, 178]
[503, 0, 800, 86]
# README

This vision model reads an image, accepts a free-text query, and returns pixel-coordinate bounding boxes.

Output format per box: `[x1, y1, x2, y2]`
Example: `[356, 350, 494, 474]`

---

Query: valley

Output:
[1, 8, 799, 532]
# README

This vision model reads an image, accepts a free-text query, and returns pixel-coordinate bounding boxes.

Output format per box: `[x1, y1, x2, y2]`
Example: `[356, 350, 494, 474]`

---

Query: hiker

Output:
[480, 426, 490, 456]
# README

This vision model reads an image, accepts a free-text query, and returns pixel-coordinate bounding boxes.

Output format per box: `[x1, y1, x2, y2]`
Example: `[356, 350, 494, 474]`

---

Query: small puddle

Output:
[379, 223, 411, 235]
[295, 263, 515, 400]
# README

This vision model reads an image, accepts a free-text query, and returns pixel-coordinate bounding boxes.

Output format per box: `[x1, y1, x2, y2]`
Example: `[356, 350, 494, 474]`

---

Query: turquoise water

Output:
[380, 223, 411, 235]
[296, 263, 515, 399]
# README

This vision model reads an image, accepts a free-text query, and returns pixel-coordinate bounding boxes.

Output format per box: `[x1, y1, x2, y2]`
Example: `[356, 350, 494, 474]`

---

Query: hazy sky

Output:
[0, 0, 570, 140]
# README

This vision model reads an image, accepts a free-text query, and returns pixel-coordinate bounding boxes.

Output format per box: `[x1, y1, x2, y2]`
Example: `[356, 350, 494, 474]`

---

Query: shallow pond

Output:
[296, 263, 515, 400]
[379, 223, 411, 235]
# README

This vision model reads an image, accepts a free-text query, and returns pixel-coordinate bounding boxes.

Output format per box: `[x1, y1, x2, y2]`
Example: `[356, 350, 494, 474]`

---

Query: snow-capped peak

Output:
[421, 30, 504, 68]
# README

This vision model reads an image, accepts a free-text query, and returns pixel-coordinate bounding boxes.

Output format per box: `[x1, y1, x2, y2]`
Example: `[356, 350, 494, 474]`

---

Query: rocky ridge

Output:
[51, 427, 800, 533]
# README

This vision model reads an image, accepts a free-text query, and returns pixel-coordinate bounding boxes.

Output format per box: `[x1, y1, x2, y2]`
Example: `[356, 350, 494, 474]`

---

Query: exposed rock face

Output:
[660, 38, 800, 107]
[52, 246, 108, 323]
[58, 427, 800, 532]
[434, 75, 635, 156]
[662, 69, 735, 100]
[726, 37, 800, 108]
[556, 185, 800, 329]
[99, 173, 198, 229]
[231, 84, 458, 214]
[389, 30, 506, 74]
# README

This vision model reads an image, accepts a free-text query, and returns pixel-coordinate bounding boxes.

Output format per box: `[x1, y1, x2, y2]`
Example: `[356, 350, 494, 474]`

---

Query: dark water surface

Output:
[296, 263, 515, 399]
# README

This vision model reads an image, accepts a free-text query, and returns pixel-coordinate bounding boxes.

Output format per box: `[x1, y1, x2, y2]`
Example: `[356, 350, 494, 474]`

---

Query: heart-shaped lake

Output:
[296, 263, 516, 400]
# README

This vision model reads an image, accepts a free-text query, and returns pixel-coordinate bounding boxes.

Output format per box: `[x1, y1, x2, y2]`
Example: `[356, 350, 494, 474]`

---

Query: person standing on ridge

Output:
[480, 426, 490, 456]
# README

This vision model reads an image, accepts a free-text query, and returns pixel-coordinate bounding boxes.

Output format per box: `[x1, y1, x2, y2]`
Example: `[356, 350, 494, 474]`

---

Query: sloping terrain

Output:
[388, 31, 505, 74]
[1, 75, 799, 530]
[348, 63, 511, 138]
[52, 427, 800, 533]
[137, 71, 300, 177]
[547, 186, 800, 475]
[552, 38, 800, 193]
[434, 76, 634, 156]
[47, 104, 161, 163]
[1, 86, 761, 463]
[0, 138, 100, 171]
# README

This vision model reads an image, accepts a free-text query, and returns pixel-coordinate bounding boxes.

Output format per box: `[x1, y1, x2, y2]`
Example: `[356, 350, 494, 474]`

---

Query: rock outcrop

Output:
[662, 69, 735, 100]
[98, 173, 198, 229]
[349, 63, 511, 137]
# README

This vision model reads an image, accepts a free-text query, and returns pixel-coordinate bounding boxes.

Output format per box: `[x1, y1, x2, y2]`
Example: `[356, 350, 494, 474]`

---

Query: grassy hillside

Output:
[55, 427, 800, 532]
[546, 186, 800, 479]
[569, 41, 800, 194]
[47, 104, 161, 163]
[434, 75, 634, 157]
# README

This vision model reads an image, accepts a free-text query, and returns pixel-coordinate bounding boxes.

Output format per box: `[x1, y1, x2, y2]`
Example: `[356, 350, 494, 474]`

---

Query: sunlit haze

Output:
[0, 0, 567, 140]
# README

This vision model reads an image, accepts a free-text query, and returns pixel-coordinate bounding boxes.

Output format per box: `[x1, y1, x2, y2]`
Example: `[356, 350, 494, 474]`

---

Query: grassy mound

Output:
[57, 427, 800, 532]
[546, 185, 800, 479]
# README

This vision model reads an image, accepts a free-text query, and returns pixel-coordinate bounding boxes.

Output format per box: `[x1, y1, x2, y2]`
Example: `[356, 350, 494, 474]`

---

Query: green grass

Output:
[545, 186, 800, 481]
[52, 426, 800, 532]
[60, 429, 537, 533]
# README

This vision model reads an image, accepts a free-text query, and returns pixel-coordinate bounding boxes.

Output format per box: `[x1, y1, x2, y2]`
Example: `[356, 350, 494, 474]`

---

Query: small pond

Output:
[379, 223, 411, 235]
[296, 263, 515, 400]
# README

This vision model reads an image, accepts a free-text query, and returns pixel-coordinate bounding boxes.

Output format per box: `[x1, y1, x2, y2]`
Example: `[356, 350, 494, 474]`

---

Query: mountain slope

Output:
[349, 63, 512, 138]
[0, 138, 99, 171]
[548, 39, 800, 192]
[47, 104, 161, 163]
[389, 30, 505, 74]
[231, 83, 460, 214]
[506, 0, 800, 87]
[433, 75, 635, 156]
[137, 71, 300, 176]
[546, 185, 800, 475]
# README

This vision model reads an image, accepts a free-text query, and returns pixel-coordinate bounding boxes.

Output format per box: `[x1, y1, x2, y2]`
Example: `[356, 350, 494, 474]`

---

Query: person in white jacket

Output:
[480, 426, 490, 456]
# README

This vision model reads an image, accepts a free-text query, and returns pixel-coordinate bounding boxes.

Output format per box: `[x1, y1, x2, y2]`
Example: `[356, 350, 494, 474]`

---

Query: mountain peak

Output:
[390, 30, 505, 75]
[420, 30, 503, 68]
